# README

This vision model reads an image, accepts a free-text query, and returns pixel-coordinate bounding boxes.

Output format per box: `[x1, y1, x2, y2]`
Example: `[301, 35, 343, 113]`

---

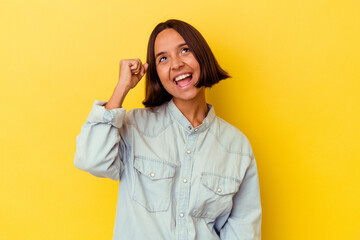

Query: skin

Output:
[154, 28, 208, 127]
[105, 28, 208, 127]
[105, 59, 148, 110]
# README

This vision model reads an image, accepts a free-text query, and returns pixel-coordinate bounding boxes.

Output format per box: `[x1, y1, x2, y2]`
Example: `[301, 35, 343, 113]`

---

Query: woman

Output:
[74, 19, 262, 240]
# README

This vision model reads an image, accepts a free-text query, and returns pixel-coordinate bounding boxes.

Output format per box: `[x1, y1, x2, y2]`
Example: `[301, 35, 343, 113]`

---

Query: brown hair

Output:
[143, 19, 230, 108]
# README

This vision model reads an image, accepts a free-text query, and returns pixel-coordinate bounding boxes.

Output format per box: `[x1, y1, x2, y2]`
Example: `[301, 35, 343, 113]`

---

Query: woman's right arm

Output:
[74, 59, 148, 181]
[105, 59, 148, 110]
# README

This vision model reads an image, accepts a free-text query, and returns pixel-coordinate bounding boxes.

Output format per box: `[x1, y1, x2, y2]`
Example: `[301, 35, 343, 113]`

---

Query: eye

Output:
[181, 47, 190, 53]
[159, 56, 167, 63]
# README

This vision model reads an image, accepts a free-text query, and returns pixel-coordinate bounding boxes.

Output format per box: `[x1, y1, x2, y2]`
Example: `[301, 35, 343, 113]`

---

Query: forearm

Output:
[105, 58, 148, 110]
[105, 83, 130, 110]
[74, 101, 127, 180]
[220, 157, 262, 239]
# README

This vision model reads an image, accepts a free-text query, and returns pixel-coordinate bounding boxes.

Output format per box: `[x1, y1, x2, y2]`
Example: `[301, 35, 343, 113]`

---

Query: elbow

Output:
[74, 150, 100, 173]
[74, 152, 121, 181]
[74, 151, 92, 172]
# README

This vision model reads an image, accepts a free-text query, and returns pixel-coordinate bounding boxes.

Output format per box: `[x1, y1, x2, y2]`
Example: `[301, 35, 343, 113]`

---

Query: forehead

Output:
[154, 28, 186, 54]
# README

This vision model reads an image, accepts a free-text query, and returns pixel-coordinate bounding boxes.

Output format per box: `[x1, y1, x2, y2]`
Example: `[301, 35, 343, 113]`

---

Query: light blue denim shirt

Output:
[74, 99, 261, 240]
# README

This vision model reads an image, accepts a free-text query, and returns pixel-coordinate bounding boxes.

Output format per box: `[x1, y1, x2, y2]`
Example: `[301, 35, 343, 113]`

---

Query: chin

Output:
[172, 89, 204, 102]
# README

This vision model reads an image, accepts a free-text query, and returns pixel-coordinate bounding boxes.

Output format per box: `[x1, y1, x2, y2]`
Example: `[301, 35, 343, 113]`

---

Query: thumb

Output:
[137, 63, 148, 80]
[143, 63, 149, 73]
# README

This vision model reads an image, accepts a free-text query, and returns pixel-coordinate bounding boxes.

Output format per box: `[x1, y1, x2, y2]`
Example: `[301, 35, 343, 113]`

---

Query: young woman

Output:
[74, 19, 262, 240]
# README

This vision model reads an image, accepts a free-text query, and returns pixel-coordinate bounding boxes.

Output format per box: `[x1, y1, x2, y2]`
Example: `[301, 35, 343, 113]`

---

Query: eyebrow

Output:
[155, 43, 188, 59]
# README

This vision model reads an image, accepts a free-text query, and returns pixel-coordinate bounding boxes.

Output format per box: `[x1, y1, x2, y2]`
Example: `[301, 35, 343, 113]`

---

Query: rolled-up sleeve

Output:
[74, 100, 127, 181]
[220, 156, 262, 239]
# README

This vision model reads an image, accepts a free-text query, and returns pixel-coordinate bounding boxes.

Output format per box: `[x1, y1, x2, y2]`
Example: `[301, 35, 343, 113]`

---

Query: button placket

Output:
[176, 131, 198, 238]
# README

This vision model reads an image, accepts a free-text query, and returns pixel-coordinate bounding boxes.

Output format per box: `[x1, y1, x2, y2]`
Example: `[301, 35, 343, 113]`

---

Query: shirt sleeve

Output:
[220, 156, 262, 239]
[74, 100, 127, 181]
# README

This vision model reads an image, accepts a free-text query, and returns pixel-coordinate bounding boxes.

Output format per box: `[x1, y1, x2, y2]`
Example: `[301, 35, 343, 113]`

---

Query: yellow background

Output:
[1, 0, 359, 239]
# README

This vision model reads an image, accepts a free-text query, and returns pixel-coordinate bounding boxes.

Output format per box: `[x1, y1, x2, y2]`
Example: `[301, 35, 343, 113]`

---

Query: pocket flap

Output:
[134, 157, 176, 180]
[201, 173, 241, 196]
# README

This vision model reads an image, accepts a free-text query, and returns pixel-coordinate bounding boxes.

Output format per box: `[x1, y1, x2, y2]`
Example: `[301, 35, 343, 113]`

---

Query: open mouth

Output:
[174, 73, 193, 88]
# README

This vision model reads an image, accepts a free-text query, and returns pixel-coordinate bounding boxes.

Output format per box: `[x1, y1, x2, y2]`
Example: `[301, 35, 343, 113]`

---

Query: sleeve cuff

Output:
[86, 100, 126, 128]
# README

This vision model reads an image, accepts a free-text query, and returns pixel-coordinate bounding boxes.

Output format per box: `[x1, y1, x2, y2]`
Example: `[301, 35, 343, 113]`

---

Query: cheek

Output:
[188, 58, 200, 73]
[156, 66, 164, 78]
[156, 68, 170, 84]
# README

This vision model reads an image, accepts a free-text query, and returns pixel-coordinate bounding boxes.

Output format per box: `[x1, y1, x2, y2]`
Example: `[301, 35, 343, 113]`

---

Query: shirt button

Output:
[217, 188, 222, 193]
[194, 128, 198, 132]
[187, 150, 191, 154]
[183, 178, 187, 183]
[150, 173, 155, 178]
[179, 212, 184, 218]
[188, 126, 192, 130]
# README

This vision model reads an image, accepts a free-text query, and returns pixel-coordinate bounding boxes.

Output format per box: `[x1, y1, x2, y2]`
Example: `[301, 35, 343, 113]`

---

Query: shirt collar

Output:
[167, 98, 216, 133]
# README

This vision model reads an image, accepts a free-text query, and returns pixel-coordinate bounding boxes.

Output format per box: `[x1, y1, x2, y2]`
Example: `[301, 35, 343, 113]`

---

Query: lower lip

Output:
[174, 76, 193, 89]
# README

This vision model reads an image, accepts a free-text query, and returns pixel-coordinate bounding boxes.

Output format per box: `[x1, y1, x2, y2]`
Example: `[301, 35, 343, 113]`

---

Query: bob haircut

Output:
[143, 19, 230, 108]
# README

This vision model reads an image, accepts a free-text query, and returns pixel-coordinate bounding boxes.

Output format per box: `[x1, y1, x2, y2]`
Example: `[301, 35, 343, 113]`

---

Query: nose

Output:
[171, 56, 184, 70]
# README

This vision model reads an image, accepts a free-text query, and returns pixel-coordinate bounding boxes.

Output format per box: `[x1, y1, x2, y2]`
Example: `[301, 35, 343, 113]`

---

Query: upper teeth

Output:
[175, 74, 191, 81]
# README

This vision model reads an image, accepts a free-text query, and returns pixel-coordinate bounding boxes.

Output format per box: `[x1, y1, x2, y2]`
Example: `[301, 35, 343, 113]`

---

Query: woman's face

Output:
[154, 28, 204, 103]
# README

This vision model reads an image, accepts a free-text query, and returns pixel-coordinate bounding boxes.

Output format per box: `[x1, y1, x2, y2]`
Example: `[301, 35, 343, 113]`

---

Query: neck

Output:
[173, 90, 208, 127]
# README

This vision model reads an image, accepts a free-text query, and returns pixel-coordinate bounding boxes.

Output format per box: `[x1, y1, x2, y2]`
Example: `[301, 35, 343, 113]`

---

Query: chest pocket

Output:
[191, 173, 241, 219]
[132, 156, 176, 212]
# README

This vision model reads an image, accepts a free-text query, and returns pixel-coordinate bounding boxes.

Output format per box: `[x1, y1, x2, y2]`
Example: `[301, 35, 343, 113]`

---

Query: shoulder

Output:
[209, 116, 253, 156]
[124, 103, 173, 136]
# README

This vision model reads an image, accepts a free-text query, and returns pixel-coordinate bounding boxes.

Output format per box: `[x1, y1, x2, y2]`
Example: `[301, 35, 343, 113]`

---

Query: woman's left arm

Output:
[220, 156, 262, 239]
